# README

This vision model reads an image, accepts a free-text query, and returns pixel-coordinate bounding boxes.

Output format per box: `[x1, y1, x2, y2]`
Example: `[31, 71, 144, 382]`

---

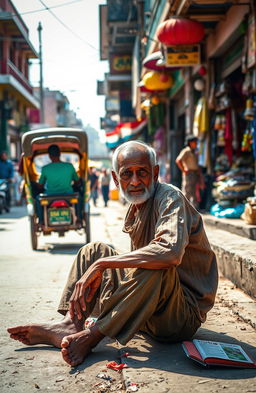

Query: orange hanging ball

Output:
[151, 96, 160, 105]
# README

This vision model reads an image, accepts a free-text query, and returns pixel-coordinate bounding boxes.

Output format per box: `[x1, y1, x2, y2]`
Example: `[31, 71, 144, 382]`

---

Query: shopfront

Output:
[203, 9, 256, 221]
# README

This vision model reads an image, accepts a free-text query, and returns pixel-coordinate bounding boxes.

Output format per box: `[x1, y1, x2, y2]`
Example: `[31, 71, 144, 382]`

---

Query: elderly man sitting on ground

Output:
[8, 141, 218, 367]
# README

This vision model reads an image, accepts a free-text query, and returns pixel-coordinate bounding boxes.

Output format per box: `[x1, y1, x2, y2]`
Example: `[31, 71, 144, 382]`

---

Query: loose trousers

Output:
[58, 242, 201, 345]
[182, 171, 199, 209]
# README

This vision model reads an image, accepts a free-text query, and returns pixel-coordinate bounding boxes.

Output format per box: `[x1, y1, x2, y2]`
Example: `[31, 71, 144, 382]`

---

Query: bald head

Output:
[112, 141, 157, 173]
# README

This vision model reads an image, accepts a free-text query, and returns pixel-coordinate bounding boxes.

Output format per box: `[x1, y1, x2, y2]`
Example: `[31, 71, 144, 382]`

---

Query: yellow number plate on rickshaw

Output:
[48, 209, 71, 225]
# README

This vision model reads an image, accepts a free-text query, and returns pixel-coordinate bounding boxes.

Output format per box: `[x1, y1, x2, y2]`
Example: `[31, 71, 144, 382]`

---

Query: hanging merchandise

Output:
[193, 96, 209, 137]
[241, 127, 253, 152]
[214, 114, 226, 147]
[253, 110, 256, 160]
[224, 109, 233, 166]
[208, 84, 216, 110]
[244, 98, 255, 121]
[193, 96, 210, 168]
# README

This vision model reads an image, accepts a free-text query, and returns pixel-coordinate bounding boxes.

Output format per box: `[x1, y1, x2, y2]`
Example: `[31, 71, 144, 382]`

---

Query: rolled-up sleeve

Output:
[115, 193, 190, 268]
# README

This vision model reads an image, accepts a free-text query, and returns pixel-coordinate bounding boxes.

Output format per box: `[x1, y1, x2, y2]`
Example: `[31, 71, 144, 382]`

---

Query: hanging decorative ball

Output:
[194, 78, 205, 91]
[159, 73, 169, 82]
[156, 17, 205, 46]
[198, 65, 207, 76]
[151, 96, 160, 105]
[138, 80, 154, 93]
[143, 71, 173, 91]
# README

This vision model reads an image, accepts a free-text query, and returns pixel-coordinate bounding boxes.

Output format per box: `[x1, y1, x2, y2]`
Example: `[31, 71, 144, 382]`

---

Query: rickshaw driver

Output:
[36, 144, 82, 224]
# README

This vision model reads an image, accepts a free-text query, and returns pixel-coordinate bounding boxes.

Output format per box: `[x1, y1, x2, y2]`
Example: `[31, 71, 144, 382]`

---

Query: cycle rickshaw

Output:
[21, 128, 91, 250]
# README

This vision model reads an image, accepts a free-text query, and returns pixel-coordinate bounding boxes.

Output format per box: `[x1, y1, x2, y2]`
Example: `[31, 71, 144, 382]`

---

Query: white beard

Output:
[119, 181, 155, 205]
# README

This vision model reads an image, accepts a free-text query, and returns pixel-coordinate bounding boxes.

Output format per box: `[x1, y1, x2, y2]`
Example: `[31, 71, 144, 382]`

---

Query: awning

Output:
[105, 119, 147, 149]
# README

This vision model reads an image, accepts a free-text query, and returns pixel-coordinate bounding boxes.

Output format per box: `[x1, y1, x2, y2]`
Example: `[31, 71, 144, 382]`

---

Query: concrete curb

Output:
[204, 225, 256, 300]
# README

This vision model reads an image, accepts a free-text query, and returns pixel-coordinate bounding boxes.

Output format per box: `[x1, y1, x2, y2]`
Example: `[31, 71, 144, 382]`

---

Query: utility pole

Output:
[37, 22, 44, 124]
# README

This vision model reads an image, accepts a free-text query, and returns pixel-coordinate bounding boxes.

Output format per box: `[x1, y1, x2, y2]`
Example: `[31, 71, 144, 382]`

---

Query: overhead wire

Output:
[19, 0, 85, 16]
[37, 0, 100, 51]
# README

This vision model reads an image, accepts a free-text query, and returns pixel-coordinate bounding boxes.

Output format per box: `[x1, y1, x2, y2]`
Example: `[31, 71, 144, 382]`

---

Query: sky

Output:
[12, 0, 108, 132]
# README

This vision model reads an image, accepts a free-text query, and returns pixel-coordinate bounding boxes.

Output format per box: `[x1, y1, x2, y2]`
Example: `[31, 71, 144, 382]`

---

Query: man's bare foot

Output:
[7, 314, 84, 348]
[61, 324, 104, 366]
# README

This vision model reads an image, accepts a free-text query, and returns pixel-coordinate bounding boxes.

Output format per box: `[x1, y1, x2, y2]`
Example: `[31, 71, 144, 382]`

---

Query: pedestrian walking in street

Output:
[12, 159, 23, 206]
[88, 166, 99, 206]
[0, 150, 14, 211]
[175, 135, 204, 209]
[99, 168, 110, 207]
[8, 141, 218, 368]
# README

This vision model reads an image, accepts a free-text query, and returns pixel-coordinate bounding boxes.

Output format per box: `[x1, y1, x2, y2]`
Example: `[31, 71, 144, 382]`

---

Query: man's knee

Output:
[78, 241, 117, 262]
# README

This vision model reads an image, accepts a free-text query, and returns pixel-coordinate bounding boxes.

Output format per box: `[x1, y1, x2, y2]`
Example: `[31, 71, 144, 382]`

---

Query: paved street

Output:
[0, 200, 256, 393]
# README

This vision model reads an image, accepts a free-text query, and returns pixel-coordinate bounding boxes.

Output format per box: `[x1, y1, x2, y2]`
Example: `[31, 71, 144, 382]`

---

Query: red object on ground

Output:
[106, 361, 129, 370]
[156, 17, 205, 45]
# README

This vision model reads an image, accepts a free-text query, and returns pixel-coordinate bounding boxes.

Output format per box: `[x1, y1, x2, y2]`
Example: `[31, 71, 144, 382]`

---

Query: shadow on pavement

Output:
[120, 329, 256, 380]
[0, 206, 27, 219]
[35, 243, 85, 255]
[15, 346, 59, 353]
[13, 338, 118, 372]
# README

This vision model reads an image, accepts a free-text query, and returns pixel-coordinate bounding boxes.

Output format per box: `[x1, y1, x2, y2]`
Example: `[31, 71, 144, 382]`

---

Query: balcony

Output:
[6, 60, 33, 95]
[0, 59, 39, 108]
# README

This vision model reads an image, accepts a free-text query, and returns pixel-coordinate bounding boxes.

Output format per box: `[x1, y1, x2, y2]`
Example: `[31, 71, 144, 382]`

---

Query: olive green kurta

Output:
[58, 182, 218, 345]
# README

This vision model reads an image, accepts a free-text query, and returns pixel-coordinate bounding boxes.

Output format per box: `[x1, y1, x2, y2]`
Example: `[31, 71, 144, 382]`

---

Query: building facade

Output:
[0, 0, 39, 158]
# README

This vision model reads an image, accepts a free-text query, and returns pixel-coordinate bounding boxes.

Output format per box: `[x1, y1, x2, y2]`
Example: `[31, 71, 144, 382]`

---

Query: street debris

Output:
[97, 372, 114, 381]
[106, 360, 129, 370]
[198, 379, 211, 384]
[126, 381, 139, 391]
[55, 376, 65, 382]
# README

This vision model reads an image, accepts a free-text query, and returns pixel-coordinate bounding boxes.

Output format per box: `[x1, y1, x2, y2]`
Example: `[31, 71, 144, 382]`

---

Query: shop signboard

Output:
[105, 97, 120, 112]
[164, 44, 200, 67]
[110, 54, 132, 74]
[247, 14, 256, 68]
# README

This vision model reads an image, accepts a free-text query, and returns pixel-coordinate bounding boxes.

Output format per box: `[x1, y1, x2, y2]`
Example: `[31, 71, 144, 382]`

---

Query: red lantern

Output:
[156, 17, 205, 45]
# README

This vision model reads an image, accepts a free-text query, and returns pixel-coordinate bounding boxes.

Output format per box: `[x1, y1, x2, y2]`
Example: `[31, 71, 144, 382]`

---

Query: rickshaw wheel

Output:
[85, 212, 91, 243]
[30, 216, 38, 250]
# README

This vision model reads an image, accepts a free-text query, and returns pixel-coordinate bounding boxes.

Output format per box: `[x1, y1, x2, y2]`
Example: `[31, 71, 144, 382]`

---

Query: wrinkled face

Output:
[112, 149, 159, 205]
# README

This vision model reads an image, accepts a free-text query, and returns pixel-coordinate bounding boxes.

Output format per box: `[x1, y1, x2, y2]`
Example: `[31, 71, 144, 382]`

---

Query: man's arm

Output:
[176, 148, 189, 174]
[175, 157, 185, 173]
[69, 193, 190, 319]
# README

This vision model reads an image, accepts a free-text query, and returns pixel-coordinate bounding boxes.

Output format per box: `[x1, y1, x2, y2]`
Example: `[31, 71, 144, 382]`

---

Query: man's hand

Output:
[69, 263, 103, 320]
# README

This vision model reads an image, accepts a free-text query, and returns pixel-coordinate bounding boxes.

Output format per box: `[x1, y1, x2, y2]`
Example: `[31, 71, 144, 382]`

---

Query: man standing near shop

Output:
[175, 135, 203, 209]
[0, 150, 14, 211]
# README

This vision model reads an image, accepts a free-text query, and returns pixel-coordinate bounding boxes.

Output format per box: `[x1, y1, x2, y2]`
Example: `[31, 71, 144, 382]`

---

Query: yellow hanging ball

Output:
[143, 71, 173, 90]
